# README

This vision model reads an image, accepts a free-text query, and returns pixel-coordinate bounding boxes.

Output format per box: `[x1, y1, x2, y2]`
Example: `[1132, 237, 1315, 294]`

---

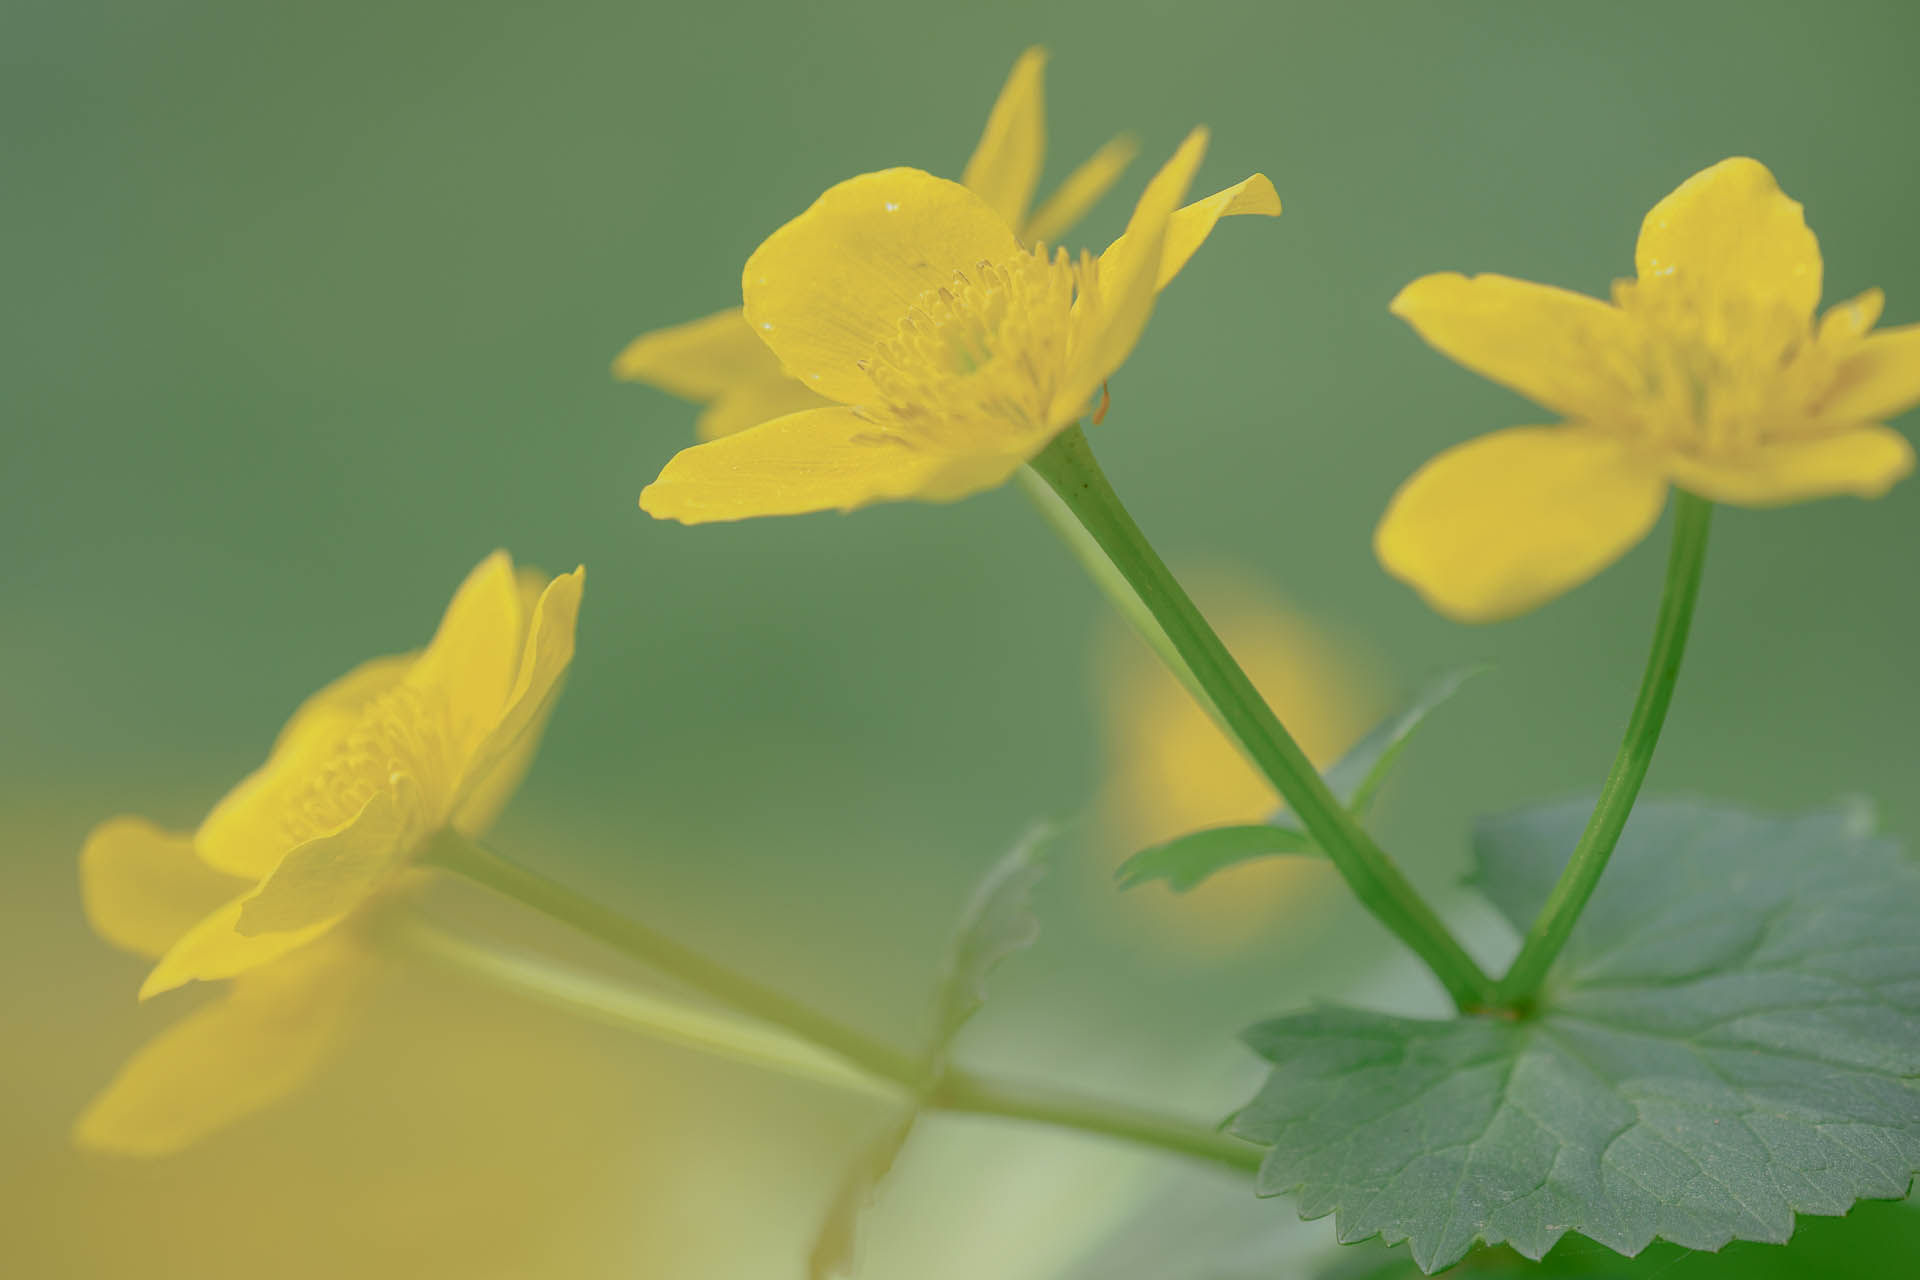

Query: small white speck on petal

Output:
[884, 201, 900, 213]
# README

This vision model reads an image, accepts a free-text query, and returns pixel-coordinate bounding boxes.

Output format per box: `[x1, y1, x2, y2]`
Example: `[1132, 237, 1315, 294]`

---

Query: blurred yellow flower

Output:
[614, 47, 1140, 443]
[76, 551, 582, 1154]
[640, 130, 1277, 523]
[1094, 574, 1379, 957]
[1379, 157, 1920, 622]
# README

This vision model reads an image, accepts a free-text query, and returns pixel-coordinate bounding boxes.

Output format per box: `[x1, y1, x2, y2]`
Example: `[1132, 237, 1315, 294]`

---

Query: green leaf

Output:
[1115, 667, 1484, 894]
[1318, 1198, 1920, 1278]
[1115, 823, 1320, 892]
[1233, 797, 1920, 1274]
[1316, 665, 1488, 818]
[928, 823, 1054, 1058]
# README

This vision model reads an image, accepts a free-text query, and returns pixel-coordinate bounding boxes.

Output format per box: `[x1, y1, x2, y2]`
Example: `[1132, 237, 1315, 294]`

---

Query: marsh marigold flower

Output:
[76, 551, 583, 1153]
[639, 129, 1277, 523]
[614, 47, 1140, 443]
[1378, 157, 1920, 622]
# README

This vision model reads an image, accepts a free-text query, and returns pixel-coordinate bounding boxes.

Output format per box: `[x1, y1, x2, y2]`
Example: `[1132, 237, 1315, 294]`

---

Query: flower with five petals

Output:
[614, 47, 1140, 443]
[1377, 157, 1920, 622]
[639, 128, 1278, 523]
[75, 552, 582, 1153]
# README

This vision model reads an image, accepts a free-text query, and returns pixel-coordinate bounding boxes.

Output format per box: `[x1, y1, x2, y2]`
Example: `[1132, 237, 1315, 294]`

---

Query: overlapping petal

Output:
[1023, 134, 1139, 246]
[81, 818, 245, 959]
[696, 376, 832, 441]
[1140, 174, 1281, 291]
[405, 550, 525, 766]
[140, 894, 341, 1000]
[642, 406, 1028, 523]
[612, 308, 787, 400]
[1664, 427, 1915, 505]
[235, 776, 423, 936]
[742, 170, 1024, 405]
[1390, 273, 1633, 421]
[961, 46, 1047, 231]
[1054, 129, 1210, 423]
[1376, 426, 1669, 622]
[1821, 324, 1920, 425]
[79, 936, 374, 1156]
[195, 655, 413, 880]
[1634, 156, 1822, 319]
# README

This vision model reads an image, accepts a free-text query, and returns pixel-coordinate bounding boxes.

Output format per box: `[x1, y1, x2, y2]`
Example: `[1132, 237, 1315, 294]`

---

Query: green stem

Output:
[1496, 492, 1713, 1007]
[388, 917, 903, 1100]
[423, 831, 1257, 1177]
[1027, 425, 1495, 1010]
[422, 830, 923, 1083]
[933, 1069, 1263, 1174]
[1015, 468, 1220, 723]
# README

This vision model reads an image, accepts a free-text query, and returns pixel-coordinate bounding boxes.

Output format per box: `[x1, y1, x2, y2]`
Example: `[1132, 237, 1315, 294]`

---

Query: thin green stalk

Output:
[421, 830, 924, 1083]
[1496, 492, 1713, 1007]
[389, 917, 903, 1100]
[1027, 425, 1495, 1010]
[933, 1069, 1264, 1174]
[1015, 468, 1219, 722]
[397, 850, 1260, 1177]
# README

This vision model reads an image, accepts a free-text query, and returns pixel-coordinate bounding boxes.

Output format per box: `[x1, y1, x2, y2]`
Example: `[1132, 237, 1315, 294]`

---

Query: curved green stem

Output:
[422, 831, 1258, 1177]
[1027, 425, 1495, 1010]
[932, 1069, 1263, 1174]
[1495, 492, 1713, 1007]
[422, 830, 924, 1083]
[388, 917, 902, 1099]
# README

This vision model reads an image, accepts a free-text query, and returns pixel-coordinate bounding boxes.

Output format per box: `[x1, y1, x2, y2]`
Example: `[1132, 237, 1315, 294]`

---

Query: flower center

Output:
[1608, 274, 1840, 456]
[856, 245, 1090, 452]
[283, 684, 448, 845]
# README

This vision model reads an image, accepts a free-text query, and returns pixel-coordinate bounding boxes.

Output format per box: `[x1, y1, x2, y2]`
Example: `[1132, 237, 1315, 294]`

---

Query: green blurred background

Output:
[7, 0, 1920, 1274]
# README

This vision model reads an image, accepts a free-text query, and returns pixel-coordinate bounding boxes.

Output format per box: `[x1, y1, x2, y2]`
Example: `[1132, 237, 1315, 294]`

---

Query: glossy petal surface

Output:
[641, 406, 1026, 523]
[742, 170, 1022, 405]
[81, 818, 245, 959]
[1375, 427, 1668, 622]
[1390, 273, 1632, 420]
[961, 46, 1046, 230]
[1635, 157, 1822, 318]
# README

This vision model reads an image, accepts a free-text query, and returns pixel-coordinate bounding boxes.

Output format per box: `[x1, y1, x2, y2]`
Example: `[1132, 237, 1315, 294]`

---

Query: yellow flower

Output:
[75, 551, 583, 1154]
[614, 47, 1140, 443]
[1377, 157, 1920, 622]
[639, 129, 1277, 523]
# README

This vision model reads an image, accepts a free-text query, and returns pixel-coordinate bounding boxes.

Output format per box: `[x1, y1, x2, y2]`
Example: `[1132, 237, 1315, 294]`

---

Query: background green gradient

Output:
[7, 0, 1919, 1274]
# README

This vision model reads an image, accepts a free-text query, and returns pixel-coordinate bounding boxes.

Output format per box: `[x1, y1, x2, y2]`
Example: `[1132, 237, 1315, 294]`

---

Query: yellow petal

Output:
[81, 818, 247, 959]
[1818, 289, 1884, 346]
[1390, 273, 1634, 421]
[195, 654, 414, 880]
[141, 893, 340, 999]
[695, 375, 832, 441]
[78, 936, 373, 1156]
[612, 307, 787, 400]
[1376, 426, 1670, 622]
[1132, 173, 1281, 292]
[1054, 128, 1209, 423]
[742, 169, 1023, 405]
[406, 551, 526, 769]
[235, 775, 424, 936]
[1821, 323, 1920, 425]
[641, 406, 1026, 524]
[1022, 134, 1139, 246]
[1635, 157, 1821, 319]
[961, 46, 1047, 231]
[453, 566, 586, 831]
[1664, 427, 1914, 505]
